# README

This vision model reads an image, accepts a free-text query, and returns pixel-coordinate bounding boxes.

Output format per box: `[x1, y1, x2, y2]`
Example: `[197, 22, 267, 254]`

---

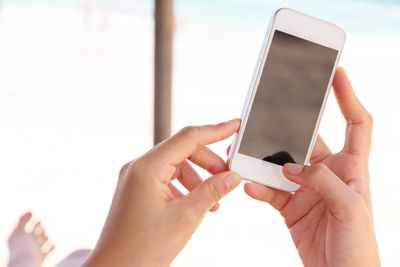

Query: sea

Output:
[0, 0, 399, 266]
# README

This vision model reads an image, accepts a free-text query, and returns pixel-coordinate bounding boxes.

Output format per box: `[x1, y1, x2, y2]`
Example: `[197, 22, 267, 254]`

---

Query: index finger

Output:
[333, 67, 373, 157]
[149, 119, 241, 166]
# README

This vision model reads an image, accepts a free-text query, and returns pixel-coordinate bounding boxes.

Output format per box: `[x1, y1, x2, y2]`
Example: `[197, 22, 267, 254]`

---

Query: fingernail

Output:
[224, 173, 241, 190]
[285, 163, 304, 175]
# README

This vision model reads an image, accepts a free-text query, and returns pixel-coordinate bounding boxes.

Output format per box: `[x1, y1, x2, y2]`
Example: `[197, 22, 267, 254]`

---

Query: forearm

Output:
[82, 248, 165, 267]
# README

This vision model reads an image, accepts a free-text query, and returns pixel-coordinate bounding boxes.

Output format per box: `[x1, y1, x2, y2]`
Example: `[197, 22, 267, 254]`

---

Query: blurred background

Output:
[0, 0, 399, 266]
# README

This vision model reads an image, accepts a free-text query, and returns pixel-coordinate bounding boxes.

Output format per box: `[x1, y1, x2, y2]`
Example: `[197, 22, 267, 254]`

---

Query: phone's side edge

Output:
[304, 31, 347, 165]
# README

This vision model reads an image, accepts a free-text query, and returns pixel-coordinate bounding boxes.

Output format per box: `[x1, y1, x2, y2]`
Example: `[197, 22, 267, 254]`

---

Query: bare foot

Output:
[7, 212, 54, 267]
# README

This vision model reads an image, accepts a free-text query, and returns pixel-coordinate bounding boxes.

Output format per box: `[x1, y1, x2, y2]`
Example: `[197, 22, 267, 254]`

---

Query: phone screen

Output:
[238, 30, 338, 166]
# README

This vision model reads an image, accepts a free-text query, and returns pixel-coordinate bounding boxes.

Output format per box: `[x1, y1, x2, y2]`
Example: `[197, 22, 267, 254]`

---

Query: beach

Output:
[0, 1, 400, 266]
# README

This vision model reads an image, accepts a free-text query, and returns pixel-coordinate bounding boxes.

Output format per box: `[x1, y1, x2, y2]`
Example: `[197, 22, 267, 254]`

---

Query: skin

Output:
[7, 212, 54, 267]
[83, 67, 380, 267]
[244, 67, 381, 267]
[83, 119, 242, 267]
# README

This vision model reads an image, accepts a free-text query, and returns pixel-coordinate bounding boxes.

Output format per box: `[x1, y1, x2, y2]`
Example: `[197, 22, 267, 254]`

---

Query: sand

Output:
[0, 4, 399, 267]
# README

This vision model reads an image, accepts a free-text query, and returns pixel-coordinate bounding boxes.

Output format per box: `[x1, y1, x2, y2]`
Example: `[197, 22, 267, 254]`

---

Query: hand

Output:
[244, 68, 380, 267]
[83, 119, 242, 267]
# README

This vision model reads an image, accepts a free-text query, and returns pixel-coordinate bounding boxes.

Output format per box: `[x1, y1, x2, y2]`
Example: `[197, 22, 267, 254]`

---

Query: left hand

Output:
[83, 119, 242, 267]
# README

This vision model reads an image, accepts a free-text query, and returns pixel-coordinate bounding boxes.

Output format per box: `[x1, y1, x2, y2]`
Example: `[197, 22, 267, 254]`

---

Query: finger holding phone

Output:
[244, 68, 380, 267]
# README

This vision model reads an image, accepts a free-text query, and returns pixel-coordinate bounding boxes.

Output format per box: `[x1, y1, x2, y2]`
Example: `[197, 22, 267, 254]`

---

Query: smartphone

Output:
[227, 8, 346, 192]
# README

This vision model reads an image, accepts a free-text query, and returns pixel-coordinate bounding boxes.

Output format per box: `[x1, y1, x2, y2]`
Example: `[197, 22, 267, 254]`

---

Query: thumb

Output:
[184, 171, 242, 215]
[283, 163, 361, 219]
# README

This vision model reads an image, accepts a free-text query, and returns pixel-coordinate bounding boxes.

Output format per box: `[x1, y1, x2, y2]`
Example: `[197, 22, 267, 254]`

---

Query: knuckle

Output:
[267, 191, 284, 211]
[130, 158, 147, 174]
[364, 111, 374, 128]
[180, 126, 198, 140]
[308, 164, 330, 193]
[119, 158, 141, 181]
[312, 163, 329, 177]
[206, 180, 223, 203]
[119, 161, 132, 176]
[263, 189, 277, 204]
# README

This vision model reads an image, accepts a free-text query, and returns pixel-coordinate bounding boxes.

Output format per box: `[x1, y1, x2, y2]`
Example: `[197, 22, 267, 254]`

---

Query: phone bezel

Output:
[227, 8, 346, 192]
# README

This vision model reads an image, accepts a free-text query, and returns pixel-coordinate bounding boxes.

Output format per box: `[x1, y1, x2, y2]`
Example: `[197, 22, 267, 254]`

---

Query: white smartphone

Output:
[227, 8, 346, 192]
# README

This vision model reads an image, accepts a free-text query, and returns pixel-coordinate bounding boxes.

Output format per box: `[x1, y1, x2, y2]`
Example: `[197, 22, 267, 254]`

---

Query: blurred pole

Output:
[154, 0, 173, 144]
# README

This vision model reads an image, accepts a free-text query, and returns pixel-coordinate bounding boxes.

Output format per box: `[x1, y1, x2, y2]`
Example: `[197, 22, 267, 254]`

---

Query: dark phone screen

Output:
[238, 30, 338, 166]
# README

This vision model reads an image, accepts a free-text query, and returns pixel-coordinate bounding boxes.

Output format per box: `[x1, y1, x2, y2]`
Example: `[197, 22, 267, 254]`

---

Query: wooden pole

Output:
[154, 0, 173, 144]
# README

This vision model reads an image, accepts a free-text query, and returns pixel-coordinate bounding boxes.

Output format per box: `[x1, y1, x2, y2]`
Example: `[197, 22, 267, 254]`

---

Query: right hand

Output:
[244, 67, 380, 267]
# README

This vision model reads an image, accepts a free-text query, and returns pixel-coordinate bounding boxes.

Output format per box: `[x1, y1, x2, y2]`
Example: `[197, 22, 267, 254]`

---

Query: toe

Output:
[44, 245, 55, 257]
[32, 222, 44, 236]
[17, 212, 32, 229]
[38, 235, 48, 246]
